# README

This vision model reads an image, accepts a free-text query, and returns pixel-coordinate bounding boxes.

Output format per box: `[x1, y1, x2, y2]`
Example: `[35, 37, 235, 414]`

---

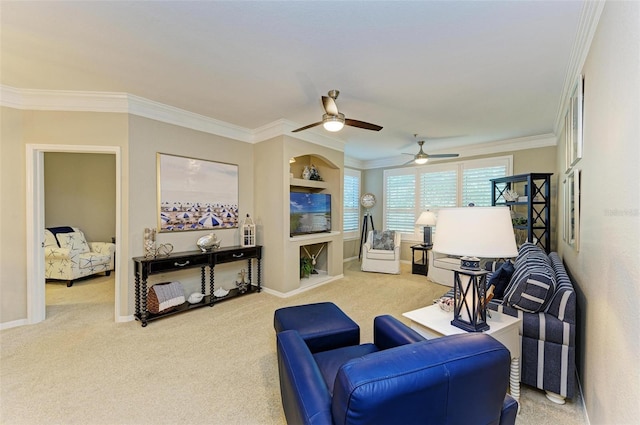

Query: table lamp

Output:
[433, 206, 517, 332]
[415, 211, 437, 247]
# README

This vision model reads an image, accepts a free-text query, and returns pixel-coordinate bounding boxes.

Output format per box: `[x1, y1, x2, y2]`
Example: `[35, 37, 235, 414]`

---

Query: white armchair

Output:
[361, 230, 401, 274]
[45, 227, 115, 287]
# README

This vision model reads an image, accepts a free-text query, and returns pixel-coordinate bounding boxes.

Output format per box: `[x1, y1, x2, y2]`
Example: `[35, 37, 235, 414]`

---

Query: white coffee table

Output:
[403, 304, 522, 404]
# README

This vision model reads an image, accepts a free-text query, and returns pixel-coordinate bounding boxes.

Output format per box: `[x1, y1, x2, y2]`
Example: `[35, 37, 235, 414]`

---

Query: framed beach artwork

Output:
[157, 153, 239, 232]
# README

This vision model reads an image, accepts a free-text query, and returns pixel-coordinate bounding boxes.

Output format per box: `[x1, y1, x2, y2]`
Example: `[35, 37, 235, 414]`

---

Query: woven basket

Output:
[147, 282, 178, 314]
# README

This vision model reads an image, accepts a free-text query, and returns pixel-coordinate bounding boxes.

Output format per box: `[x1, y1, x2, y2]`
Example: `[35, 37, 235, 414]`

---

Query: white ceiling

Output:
[1, 1, 584, 163]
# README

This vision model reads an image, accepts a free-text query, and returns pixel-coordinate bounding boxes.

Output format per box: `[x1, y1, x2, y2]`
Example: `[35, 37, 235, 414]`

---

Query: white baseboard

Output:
[117, 315, 134, 323]
[261, 274, 344, 298]
[0, 319, 29, 330]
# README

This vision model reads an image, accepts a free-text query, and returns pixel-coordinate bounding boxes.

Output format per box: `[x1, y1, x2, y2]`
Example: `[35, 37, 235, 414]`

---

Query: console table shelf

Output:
[133, 246, 262, 327]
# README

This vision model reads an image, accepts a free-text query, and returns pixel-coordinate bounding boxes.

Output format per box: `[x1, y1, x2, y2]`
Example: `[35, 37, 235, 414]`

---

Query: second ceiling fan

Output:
[292, 90, 383, 133]
[404, 136, 460, 165]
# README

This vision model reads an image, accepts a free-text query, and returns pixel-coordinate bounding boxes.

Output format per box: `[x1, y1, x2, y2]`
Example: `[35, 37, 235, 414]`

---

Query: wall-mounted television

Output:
[290, 192, 331, 236]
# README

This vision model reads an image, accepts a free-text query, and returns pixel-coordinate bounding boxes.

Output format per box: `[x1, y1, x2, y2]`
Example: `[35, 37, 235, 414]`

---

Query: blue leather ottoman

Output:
[274, 302, 360, 353]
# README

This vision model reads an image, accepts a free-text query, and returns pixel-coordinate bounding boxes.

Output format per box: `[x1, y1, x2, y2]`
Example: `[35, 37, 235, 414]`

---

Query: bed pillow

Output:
[57, 231, 90, 254]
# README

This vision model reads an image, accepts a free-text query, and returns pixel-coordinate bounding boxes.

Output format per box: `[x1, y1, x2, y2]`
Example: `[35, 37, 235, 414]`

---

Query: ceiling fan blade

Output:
[292, 121, 323, 133]
[428, 153, 460, 158]
[403, 159, 415, 165]
[401, 152, 414, 156]
[322, 96, 339, 116]
[345, 119, 383, 131]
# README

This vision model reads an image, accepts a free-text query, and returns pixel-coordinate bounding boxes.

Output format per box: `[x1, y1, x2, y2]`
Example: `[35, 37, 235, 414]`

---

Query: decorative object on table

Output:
[302, 165, 311, 180]
[415, 210, 437, 247]
[147, 281, 185, 314]
[235, 269, 249, 293]
[434, 296, 455, 312]
[144, 228, 156, 258]
[157, 153, 239, 232]
[503, 189, 519, 202]
[155, 243, 174, 257]
[308, 164, 323, 181]
[241, 214, 256, 247]
[213, 287, 229, 298]
[433, 206, 518, 332]
[196, 233, 220, 252]
[187, 292, 204, 304]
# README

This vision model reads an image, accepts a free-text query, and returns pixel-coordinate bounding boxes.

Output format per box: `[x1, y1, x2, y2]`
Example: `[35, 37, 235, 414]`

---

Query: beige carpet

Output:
[1, 261, 587, 425]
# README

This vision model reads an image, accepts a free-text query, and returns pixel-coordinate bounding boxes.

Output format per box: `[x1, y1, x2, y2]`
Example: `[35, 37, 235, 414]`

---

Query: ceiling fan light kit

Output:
[322, 113, 345, 132]
[403, 138, 460, 165]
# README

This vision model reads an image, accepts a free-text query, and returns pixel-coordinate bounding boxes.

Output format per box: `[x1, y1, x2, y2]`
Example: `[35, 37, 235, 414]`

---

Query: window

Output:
[343, 168, 361, 238]
[384, 172, 416, 232]
[384, 156, 512, 239]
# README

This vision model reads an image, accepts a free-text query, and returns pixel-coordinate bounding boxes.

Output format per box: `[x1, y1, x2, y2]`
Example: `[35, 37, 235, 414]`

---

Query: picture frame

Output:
[157, 153, 239, 232]
[567, 74, 584, 167]
[565, 169, 581, 251]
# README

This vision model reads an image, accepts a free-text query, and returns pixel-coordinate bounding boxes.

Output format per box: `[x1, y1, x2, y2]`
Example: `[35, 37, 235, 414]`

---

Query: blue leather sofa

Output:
[276, 314, 518, 425]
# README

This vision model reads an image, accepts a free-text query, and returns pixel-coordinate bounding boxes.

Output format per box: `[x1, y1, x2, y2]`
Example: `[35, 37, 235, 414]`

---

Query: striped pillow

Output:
[503, 248, 556, 313]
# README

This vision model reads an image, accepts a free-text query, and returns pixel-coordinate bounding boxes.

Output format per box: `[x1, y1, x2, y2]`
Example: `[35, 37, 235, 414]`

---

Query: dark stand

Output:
[411, 244, 431, 276]
[358, 212, 375, 260]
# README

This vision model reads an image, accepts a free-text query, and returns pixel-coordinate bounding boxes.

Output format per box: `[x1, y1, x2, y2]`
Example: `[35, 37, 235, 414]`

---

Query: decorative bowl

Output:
[187, 293, 204, 304]
[196, 233, 220, 252]
[434, 297, 455, 312]
[213, 288, 229, 298]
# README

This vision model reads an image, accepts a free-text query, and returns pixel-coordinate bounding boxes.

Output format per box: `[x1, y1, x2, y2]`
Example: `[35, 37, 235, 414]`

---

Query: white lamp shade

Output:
[433, 207, 517, 258]
[415, 211, 437, 226]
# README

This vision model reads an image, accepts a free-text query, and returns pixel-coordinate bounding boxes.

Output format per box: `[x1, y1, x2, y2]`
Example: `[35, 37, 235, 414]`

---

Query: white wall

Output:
[558, 1, 640, 423]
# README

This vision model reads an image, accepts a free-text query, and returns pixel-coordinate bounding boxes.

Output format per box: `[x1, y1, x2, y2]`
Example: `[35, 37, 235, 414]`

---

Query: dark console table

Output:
[132, 245, 262, 327]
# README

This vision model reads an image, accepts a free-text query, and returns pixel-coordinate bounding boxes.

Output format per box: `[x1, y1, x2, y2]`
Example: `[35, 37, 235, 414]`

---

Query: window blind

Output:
[462, 165, 507, 206]
[383, 156, 512, 236]
[343, 169, 361, 234]
[420, 169, 458, 209]
[385, 173, 416, 232]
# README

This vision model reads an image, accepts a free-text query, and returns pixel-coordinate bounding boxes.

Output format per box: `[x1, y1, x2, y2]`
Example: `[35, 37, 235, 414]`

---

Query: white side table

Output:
[403, 304, 522, 404]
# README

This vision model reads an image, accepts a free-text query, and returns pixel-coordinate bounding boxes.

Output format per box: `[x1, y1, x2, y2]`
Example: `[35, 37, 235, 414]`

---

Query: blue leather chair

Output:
[276, 315, 518, 425]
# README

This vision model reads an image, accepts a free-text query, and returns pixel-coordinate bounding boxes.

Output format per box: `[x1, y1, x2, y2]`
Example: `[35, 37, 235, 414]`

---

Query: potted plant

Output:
[300, 257, 313, 278]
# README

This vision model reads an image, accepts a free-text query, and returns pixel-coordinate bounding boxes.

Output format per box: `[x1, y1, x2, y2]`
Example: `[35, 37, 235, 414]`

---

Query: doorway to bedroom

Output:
[43, 152, 116, 321]
[26, 144, 122, 325]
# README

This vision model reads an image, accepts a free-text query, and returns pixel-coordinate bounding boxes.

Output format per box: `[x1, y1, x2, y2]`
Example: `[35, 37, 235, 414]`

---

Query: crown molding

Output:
[127, 94, 253, 142]
[0, 85, 130, 112]
[361, 133, 557, 170]
[344, 156, 366, 170]
[252, 119, 345, 152]
[553, 0, 605, 135]
[1, 85, 347, 151]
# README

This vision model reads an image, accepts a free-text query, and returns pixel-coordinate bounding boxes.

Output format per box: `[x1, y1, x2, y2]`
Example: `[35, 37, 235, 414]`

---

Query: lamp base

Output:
[451, 318, 490, 333]
[460, 256, 481, 271]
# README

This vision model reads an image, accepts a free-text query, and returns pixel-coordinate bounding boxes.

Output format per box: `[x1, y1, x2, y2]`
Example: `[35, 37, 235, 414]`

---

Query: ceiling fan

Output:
[292, 90, 383, 133]
[403, 136, 459, 165]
